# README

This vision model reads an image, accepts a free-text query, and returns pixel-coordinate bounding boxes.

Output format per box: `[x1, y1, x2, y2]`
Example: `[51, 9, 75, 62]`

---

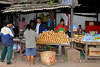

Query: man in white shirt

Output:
[36, 23, 40, 35]
[34, 17, 45, 51]
[34, 17, 45, 34]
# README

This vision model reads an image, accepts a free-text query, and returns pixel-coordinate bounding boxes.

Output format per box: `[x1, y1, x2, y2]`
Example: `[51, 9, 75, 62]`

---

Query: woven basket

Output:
[40, 51, 56, 66]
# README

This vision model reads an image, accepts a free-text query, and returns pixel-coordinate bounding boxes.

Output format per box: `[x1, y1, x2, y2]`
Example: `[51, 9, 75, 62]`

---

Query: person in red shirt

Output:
[56, 19, 67, 32]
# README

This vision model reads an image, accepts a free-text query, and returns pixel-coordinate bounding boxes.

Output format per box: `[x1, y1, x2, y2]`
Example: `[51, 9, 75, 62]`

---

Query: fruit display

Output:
[36, 30, 70, 44]
[71, 37, 83, 43]
[73, 34, 84, 38]
[70, 34, 83, 43]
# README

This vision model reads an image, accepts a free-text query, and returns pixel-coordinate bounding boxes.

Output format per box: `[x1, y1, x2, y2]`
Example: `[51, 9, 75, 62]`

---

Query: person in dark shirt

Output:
[34, 17, 45, 51]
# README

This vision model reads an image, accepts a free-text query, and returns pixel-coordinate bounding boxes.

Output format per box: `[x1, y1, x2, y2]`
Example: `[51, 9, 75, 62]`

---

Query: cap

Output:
[5, 20, 13, 26]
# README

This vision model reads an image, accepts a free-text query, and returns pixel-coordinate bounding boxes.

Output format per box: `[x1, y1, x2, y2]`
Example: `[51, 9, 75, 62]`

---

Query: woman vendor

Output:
[56, 18, 67, 32]
[56, 19, 67, 49]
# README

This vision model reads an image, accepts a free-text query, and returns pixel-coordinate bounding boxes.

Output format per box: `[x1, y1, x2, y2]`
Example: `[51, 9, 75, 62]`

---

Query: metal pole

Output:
[70, 8, 74, 49]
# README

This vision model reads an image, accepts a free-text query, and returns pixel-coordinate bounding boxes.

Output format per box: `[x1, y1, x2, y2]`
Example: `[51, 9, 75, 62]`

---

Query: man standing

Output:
[34, 17, 45, 50]
[34, 17, 45, 34]
[19, 17, 26, 31]
[0, 21, 14, 65]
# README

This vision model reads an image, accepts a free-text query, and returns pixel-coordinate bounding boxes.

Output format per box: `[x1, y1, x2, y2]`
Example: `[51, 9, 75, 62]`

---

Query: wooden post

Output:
[85, 43, 88, 60]
[59, 45, 62, 55]
[70, 8, 74, 49]
[49, 11, 54, 30]
[97, 13, 98, 22]
[70, 8, 74, 38]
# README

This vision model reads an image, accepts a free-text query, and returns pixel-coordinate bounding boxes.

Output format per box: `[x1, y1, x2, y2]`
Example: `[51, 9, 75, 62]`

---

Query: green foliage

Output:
[48, 0, 55, 5]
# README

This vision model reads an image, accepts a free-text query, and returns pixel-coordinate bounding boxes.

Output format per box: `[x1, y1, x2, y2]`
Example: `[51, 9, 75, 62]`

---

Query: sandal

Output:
[7, 62, 12, 65]
[26, 63, 29, 66]
[31, 63, 35, 65]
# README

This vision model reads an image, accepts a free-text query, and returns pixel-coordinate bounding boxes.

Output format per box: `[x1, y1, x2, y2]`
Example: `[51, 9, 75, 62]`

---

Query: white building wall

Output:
[56, 13, 97, 30]
[20, 13, 36, 24]
[73, 14, 96, 29]
[19, 13, 97, 30]
[56, 13, 70, 26]
[20, 12, 49, 24]
[98, 13, 100, 21]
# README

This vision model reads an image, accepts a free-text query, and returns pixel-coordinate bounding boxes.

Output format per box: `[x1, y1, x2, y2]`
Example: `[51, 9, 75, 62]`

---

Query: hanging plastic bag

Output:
[13, 44, 18, 51]
[48, 19, 50, 27]
[54, 19, 56, 27]
[17, 44, 21, 52]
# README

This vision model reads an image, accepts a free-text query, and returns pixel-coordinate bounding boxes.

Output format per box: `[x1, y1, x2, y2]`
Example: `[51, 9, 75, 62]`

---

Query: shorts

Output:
[26, 48, 36, 56]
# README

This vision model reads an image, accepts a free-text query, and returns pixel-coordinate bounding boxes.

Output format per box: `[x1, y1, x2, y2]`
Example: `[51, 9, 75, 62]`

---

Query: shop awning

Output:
[0, 1, 12, 4]
[3, 3, 70, 13]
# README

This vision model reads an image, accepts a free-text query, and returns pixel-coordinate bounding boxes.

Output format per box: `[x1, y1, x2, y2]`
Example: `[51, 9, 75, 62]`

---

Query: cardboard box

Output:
[89, 47, 100, 56]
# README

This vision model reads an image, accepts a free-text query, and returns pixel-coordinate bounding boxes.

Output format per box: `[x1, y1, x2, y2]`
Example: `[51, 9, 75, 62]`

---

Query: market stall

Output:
[2, 2, 71, 35]
[13, 30, 70, 56]
[2, 1, 72, 55]
[36, 30, 71, 55]
[13, 38, 25, 59]
[72, 32, 100, 60]
[74, 41, 100, 60]
[1, 1, 81, 64]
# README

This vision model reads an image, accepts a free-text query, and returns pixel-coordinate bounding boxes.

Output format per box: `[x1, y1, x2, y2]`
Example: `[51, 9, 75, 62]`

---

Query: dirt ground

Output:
[0, 42, 100, 67]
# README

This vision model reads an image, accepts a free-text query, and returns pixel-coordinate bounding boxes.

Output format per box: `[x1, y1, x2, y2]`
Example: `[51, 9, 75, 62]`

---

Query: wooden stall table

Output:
[14, 38, 26, 52]
[73, 41, 85, 51]
[85, 42, 100, 60]
[13, 38, 25, 60]
[21, 39, 70, 55]
[73, 41, 100, 60]
[13, 39, 22, 43]
[37, 43, 70, 55]
[13, 39, 22, 52]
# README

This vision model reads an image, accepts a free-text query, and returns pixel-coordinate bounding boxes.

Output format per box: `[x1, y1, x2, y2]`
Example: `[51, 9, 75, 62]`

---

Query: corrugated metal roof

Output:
[0, 1, 12, 4]
[3, 3, 70, 13]
[0, 0, 50, 4]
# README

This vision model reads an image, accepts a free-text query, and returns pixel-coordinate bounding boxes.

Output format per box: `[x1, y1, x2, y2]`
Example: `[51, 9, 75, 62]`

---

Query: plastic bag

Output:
[13, 44, 18, 50]
[17, 44, 22, 52]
